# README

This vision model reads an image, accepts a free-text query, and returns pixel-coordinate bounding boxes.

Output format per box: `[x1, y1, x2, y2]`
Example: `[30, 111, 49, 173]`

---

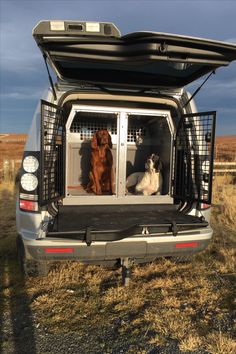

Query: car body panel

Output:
[22, 226, 213, 261]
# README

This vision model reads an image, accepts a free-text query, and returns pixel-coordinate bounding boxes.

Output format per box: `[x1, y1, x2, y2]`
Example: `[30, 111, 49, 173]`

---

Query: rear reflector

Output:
[44, 248, 74, 253]
[20, 199, 38, 212]
[175, 242, 199, 248]
[200, 203, 211, 210]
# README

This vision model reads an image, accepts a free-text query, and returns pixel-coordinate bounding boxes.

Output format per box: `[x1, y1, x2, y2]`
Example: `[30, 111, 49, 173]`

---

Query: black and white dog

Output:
[126, 154, 163, 196]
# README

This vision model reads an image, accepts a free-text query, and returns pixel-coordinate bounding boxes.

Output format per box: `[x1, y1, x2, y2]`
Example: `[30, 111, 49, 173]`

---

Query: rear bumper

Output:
[22, 227, 213, 262]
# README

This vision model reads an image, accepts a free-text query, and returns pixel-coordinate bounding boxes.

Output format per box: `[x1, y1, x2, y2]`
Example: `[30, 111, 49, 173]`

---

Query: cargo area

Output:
[64, 104, 173, 203]
[47, 204, 208, 241]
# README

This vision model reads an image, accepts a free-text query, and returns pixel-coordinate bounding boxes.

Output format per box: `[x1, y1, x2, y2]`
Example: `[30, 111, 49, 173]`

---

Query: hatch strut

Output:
[43, 54, 57, 101]
[183, 70, 215, 108]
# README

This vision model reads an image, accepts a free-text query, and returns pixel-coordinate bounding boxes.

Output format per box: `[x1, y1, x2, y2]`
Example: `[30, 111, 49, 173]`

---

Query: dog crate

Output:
[64, 105, 174, 205]
[66, 108, 118, 196]
[126, 113, 173, 196]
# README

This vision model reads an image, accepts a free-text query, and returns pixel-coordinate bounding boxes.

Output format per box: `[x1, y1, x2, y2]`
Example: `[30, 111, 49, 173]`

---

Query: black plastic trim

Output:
[45, 221, 208, 243]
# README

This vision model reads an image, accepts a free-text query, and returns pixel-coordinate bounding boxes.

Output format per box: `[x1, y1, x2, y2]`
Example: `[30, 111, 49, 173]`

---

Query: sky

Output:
[0, 0, 236, 136]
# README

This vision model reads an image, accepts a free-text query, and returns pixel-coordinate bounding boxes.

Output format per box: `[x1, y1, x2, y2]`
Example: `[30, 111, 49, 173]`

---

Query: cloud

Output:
[0, 91, 43, 100]
[188, 62, 236, 99]
[225, 38, 236, 44]
[203, 80, 236, 98]
[0, 26, 42, 73]
[1, 0, 236, 134]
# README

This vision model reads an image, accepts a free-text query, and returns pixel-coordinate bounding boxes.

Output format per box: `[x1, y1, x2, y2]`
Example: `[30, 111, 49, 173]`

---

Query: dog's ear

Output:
[108, 132, 113, 149]
[91, 132, 98, 149]
[153, 155, 162, 171]
[156, 160, 163, 172]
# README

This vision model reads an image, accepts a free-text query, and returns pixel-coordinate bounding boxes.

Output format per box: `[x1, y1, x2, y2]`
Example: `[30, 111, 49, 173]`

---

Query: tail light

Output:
[44, 248, 74, 253]
[175, 242, 199, 248]
[19, 152, 40, 212]
[20, 173, 38, 192]
[200, 203, 211, 210]
[20, 199, 38, 212]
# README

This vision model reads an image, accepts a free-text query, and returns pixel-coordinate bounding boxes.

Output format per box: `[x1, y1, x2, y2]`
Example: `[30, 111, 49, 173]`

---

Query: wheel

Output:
[16, 235, 49, 277]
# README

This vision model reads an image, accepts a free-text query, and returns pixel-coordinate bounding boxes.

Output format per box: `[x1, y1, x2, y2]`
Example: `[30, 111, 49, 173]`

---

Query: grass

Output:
[0, 176, 236, 353]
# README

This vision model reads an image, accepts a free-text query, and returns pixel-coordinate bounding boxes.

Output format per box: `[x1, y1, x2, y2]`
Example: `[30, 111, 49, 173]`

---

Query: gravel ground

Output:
[1, 325, 210, 354]
[0, 304, 210, 354]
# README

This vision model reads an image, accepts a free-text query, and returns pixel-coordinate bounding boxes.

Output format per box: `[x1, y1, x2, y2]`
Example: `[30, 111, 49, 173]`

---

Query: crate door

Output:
[173, 111, 216, 205]
[39, 100, 65, 206]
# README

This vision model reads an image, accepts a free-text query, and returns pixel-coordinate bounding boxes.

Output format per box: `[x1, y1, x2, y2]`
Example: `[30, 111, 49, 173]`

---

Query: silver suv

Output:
[16, 21, 236, 279]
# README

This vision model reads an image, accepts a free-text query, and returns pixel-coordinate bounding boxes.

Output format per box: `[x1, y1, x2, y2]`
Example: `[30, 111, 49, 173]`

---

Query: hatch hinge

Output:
[171, 221, 178, 236]
[159, 42, 168, 53]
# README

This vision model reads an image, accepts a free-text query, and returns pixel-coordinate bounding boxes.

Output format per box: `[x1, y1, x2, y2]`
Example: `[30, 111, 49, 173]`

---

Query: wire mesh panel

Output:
[127, 116, 149, 145]
[39, 100, 65, 206]
[173, 111, 216, 204]
[70, 112, 117, 142]
[127, 124, 147, 143]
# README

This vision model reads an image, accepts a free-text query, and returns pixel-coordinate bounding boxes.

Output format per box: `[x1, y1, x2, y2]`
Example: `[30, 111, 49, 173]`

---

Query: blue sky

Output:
[0, 0, 236, 135]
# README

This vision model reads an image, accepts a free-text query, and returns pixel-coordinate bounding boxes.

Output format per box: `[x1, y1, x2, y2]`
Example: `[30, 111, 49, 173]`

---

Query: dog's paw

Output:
[135, 184, 142, 192]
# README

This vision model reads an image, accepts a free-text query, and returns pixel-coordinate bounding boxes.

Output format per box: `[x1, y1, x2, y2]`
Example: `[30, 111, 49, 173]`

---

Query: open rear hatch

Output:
[46, 205, 208, 244]
[33, 20, 236, 90]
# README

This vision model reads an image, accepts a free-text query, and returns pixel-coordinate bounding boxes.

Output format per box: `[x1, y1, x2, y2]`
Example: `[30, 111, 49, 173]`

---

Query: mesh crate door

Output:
[39, 100, 65, 206]
[173, 111, 216, 205]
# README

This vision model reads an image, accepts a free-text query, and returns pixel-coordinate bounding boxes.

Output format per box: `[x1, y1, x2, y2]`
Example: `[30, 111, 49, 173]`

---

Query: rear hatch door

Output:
[33, 20, 236, 90]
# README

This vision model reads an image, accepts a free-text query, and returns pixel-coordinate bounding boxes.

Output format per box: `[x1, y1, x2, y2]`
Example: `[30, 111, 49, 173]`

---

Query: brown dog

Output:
[86, 130, 114, 195]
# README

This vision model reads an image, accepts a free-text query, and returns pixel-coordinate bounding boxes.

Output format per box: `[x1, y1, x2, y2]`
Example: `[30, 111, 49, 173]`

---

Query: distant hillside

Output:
[0, 134, 235, 168]
[215, 135, 236, 161]
[0, 134, 27, 170]
[0, 134, 27, 143]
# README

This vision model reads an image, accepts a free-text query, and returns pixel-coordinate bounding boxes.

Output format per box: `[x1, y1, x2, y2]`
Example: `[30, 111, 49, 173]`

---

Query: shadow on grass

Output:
[0, 186, 36, 354]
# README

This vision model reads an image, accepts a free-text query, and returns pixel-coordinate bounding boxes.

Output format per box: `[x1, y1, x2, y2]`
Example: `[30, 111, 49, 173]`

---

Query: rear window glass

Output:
[55, 59, 212, 87]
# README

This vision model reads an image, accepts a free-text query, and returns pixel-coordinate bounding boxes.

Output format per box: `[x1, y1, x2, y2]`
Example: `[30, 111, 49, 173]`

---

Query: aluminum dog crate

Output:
[64, 105, 174, 205]
[66, 110, 118, 196]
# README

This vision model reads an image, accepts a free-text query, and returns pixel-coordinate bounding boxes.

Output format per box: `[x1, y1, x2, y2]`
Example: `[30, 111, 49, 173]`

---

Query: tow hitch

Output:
[121, 258, 132, 286]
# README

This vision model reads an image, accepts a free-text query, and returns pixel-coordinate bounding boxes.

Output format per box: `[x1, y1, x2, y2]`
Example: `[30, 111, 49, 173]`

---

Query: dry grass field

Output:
[0, 134, 235, 172]
[0, 134, 235, 353]
[215, 136, 236, 161]
[0, 134, 26, 166]
[0, 134, 27, 181]
[0, 176, 236, 354]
